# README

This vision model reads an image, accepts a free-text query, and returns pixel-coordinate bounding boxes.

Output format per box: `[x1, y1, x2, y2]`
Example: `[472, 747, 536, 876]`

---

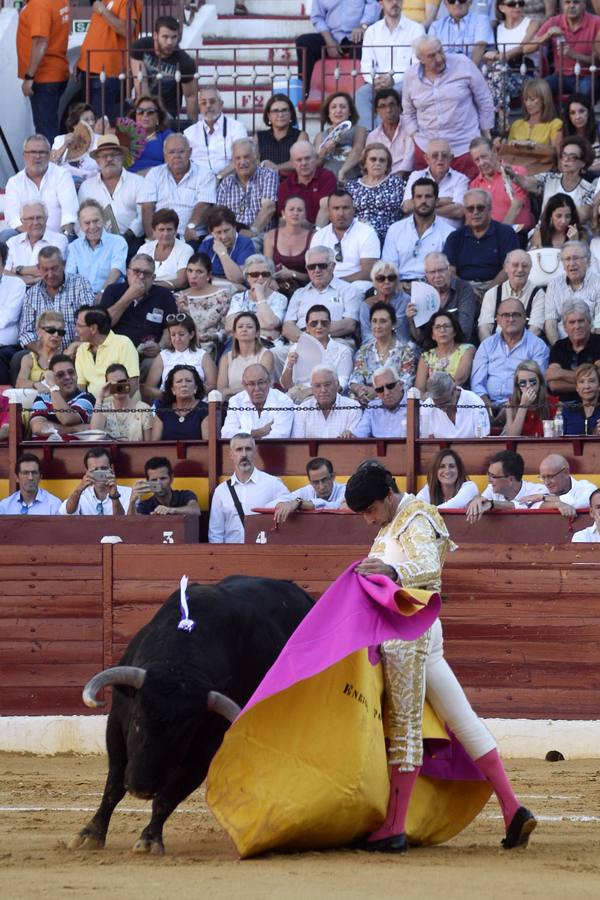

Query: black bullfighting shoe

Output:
[354, 832, 408, 853]
[501, 806, 537, 849]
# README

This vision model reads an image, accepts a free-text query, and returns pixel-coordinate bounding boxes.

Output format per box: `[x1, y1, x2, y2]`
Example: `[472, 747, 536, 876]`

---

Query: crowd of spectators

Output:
[5, 0, 600, 539]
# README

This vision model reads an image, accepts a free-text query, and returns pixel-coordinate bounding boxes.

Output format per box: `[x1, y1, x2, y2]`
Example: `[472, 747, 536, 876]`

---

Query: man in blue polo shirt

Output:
[443, 188, 519, 300]
[0, 452, 60, 515]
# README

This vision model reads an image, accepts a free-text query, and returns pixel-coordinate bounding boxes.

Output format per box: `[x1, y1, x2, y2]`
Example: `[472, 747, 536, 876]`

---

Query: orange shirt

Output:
[16, 0, 70, 83]
[77, 0, 141, 77]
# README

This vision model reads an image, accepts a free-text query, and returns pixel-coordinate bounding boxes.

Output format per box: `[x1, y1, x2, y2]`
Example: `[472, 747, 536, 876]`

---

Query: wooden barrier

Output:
[1, 543, 599, 720]
[0, 515, 199, 544]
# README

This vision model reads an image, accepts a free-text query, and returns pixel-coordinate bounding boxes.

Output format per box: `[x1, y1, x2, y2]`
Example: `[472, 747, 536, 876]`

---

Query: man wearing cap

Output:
[344, 461, 536, 853]
[79, 134, 145, 257]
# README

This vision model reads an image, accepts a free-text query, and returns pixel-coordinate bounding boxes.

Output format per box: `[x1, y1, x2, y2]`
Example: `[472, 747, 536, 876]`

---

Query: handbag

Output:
[498, 142, 556, 175]
[527, 248, 564, 287]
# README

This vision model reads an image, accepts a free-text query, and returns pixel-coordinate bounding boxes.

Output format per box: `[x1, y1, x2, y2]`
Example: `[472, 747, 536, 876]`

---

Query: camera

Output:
[109, 381, 130, 395]
[91, 470, 111, 482]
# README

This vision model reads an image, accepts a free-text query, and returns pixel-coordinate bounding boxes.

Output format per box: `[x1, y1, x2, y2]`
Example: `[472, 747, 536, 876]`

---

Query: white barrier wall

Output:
[0, 9, 33, 186]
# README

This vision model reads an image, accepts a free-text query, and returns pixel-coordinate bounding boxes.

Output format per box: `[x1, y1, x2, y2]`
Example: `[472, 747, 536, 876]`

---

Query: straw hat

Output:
[89, 133, 126, 160]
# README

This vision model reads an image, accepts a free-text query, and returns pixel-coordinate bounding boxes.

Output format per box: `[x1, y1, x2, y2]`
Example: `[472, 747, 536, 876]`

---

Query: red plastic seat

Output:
[298, 58, 365, 113]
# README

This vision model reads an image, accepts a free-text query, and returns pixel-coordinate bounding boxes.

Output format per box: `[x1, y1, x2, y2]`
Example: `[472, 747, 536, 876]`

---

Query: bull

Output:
[70, 575, 313, 854]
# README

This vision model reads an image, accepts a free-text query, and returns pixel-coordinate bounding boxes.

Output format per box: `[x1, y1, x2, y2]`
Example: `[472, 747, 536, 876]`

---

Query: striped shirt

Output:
[19, 273, 95, 346]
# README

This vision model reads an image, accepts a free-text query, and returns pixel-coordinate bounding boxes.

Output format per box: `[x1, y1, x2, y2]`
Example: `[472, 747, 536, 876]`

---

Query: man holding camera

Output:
[59, 448, 131, 515]
[128, 456, 200, 516]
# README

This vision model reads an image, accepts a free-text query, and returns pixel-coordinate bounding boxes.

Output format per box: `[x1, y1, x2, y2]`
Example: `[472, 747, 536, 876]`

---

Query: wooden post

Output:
[207, 392, 222, 502]
[405, 394, 419, 494]
[7, 402, 23, 493]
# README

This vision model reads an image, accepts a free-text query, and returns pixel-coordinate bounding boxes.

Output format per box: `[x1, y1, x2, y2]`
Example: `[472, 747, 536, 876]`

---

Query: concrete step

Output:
[201, 42, 297, 63]
[207, 16, 308, 39]
[238, 0, 311, 13]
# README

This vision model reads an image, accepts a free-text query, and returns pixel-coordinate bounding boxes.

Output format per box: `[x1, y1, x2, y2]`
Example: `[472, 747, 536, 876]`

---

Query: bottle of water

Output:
[554, 404, 564, 437]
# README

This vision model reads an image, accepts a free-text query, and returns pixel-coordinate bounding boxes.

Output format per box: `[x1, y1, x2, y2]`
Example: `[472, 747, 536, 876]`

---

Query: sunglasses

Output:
[503, 0, 525, 5]
[518, 378, 538, 388]
[374, 381, 399, 394]
[247, 271, 271, 279]
[446, 0, 468, 4]
[561, 152, 582, 160]
[374, 274, 397, 283]
[307, 262, 330, 271]
[136, 107, 158, 115]
[129, 267, 154, 277]
[42, 326, 66, 336]
[333, 241, 343, 263]
[307, 319, 330, 327]
[166, 313, 188, 324]
[465, 204, 487, 213]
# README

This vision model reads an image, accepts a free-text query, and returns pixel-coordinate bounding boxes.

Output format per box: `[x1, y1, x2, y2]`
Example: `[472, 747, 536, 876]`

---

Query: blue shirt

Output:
[353, 398, 407, 438]
[443, 221, 520, 282]
[311, 0, 380, 43]
[65, 231, 128, 293]
[429, 13, 494, 57]
[198, 234, 255, 278]
[470, 330, 549, 403]
[0, 487, 61, 515]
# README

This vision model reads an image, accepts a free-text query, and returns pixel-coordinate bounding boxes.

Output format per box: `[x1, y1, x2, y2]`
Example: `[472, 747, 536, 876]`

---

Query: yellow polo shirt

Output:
[75, 330, 140, 399]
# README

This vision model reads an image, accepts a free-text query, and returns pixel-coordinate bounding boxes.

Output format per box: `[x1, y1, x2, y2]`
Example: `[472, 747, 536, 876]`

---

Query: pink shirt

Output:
[470, 164, 534, 230]
[537, 13, 600, 76]
[366, 115, 414, 175]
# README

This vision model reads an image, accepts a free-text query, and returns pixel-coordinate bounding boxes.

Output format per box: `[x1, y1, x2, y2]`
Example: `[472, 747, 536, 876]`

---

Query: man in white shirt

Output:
[522, 454, 597, 518]
[79, 135, 145, 249]
[281, 303, 353, 401]
[356, 0, 424, 129]
[292, 365, 363, 438]
[466, 450, 540, 523]
[273, 456, 346, 524]
[59, 448, 132, 516]
[2, 134, 78, 239]
[283, 246, 361, 344]
[208, 432, 285, 543]
[572, 490, 600, 543]
[420, 372, 490, 439]
[0, 241, 28, 382]
[384, 177, 454, 283]
[184, 86, 247, 181]
[403, 139, 469, 229]
[221, 363, 294, 439]
[5, 202, 68, 284]
[310, 190, 380, 293]
[479, 250, 546, 341]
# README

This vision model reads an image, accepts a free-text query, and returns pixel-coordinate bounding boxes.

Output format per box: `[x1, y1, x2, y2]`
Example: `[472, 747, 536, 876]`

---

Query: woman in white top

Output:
[139, 208, 194, 291]
[143, 313, 217, 403]
[50, 102, 99, 185]
[417, 448, 479, 510]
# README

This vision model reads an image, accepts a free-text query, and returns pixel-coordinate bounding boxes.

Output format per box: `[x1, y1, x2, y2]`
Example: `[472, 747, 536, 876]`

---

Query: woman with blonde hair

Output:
[16, 311, 66, 391]
[505, 360, 558, 437]
[507, 79, 563, 154]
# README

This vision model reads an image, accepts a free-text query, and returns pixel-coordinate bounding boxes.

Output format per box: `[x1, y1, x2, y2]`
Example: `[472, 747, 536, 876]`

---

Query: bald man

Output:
[478, 250, 546, 342]
[277, 141, 336, 226]
[522, 454, 597, 518]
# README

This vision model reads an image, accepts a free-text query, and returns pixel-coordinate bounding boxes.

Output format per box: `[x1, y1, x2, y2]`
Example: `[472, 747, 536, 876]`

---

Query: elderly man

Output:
[408, 251, 476, 343]
[74, 306, 139, 399]
[292, 364, 363, 438]
[283, 246, 361, 343]
[0, 453, 60, 515]
[383, 178, 454, 286]
[402, 36, 494, 179]
[365, 89, 415, 177]
[2, 135, 78, 240]
[273, 456, 346, 524]
[443, 189, 520, 298]
[19, 246, 95, 350]
[138, 134, 216, 242]
[572, 490, 600, 542]
[352, 365, 408, 437]
[522, 453, 597, 518]
[277, 141, 336, 225]
[79, 134, 145, 251]
[99, 254, 176, 367]
[184, 86, 247, 179]
[545, 242, 600, 345]
[217, 139, 278, 240]
[420, 371, 490, 439]
[209, 433, 286, 543]
[469, 137, 534, 231]
[59, 447, 132, 515]
[479, 250, 546, 341]
[130, 15, 198, 122]
[5, 201, 67, 285]
[403, 138, 469, 229]
[30, 353, 95, 437]
[429, 0, 494, 68]
[356, 0, 424, 130]
[311, 189, 380, 289]
[0, 242, 27, 383]
[281, 303, 353, 401]
[546, 302, 600, 403]
[471, 297, 549, 414]
[466, 449, 541, 523]
[221, 363, 294, 440]
[66, 199, 128, 299]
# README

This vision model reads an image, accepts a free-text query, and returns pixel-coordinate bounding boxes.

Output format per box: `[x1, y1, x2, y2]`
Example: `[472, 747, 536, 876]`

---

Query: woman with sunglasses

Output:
[360, 261, 410, 344]
[314, 92, 366, 183]
[152, 364, 209, 440]
[16, 311, 66, 391]
[349, 302, 418, 405]
[505, 360, 558, 437]
[416, 448, 479, 509]
[225, 255, 288, 345]
[346, 143, 406, 245]
[139, 208, 193, 291]
[127, 95, 173, 175]
[257, 94, 309, 174]
[217, 311, 274, 401]
[414, 311, 475, 395]
[263, 195, 314, 298]
[144, 313, 218, 403]
[91, 364, 153, 441]
[563, 363, 600, 436]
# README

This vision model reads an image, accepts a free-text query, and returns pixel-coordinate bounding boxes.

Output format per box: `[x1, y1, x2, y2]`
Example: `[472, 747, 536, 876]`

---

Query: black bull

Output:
[71, 575, 314, 854]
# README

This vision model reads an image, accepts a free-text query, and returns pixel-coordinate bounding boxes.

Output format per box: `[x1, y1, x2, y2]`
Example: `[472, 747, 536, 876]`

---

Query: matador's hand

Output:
[354, 558, 397, 581]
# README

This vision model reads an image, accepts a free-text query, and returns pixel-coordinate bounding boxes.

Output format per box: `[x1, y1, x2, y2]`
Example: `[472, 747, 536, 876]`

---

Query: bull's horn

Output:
[207, 691, 241, 722]
[82, 666, 147, 708]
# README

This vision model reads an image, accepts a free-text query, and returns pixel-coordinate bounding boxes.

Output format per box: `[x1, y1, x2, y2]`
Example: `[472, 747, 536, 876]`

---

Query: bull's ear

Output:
[207, 691, 241, 722]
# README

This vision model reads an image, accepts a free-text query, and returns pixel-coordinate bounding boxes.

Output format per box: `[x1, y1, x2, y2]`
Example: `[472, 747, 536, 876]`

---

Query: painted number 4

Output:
[255, 531, 267, 544]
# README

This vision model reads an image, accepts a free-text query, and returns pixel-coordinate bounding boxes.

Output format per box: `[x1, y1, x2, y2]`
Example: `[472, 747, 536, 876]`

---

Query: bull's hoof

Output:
[69, 831, 105, 850]
[132, 837, 165, 855]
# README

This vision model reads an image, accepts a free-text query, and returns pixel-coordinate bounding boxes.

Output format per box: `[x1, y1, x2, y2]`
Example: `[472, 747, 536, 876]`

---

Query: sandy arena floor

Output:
[0, 754, 598, 900]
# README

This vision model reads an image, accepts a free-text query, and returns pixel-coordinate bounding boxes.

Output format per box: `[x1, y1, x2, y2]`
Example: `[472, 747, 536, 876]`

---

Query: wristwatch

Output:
[24, 73, 35, 81]
[15, 266, 24, 276]
[109, 491, 121, 500]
